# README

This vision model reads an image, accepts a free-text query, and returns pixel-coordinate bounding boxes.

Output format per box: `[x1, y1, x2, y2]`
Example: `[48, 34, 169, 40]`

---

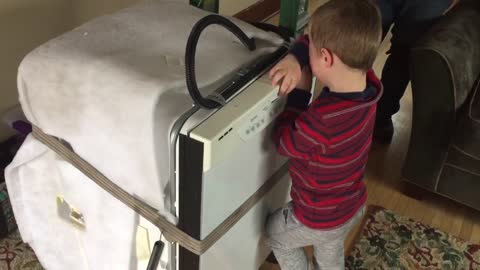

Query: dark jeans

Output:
[375, 0, 452, 126]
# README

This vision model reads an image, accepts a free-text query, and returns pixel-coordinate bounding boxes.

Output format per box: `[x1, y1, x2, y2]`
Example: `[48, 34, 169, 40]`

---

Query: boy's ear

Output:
[320, 48, 334, 67]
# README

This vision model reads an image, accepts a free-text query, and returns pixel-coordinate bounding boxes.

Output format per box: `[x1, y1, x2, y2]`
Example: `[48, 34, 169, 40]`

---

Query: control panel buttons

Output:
[238, 98, 285, 141]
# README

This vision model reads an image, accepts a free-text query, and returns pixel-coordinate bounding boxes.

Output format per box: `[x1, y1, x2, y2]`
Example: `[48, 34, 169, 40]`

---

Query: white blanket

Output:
[16, 0, 283, 223]
[6, 135, 139, 270]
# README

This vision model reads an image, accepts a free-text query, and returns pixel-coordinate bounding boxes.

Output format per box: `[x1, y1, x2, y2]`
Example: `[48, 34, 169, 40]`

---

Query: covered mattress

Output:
[16, 0, 283, 221]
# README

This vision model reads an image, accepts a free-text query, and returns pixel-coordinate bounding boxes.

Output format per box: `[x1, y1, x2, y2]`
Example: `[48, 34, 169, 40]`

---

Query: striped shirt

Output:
[272, 36, 383, 229]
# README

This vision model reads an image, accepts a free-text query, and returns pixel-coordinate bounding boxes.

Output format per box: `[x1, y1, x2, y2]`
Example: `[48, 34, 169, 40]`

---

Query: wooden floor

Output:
[261, 1, 480, 269]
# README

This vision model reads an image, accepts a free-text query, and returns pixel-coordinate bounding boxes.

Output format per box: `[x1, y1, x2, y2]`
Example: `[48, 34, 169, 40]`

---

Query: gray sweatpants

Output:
[265, 202, 365, 270]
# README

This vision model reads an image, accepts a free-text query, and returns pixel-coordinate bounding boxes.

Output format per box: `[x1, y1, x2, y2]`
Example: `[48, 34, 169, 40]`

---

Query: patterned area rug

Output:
[2, 207, 480, 270]
[0, 230, 43, 270]
[346, 206, 480, 270]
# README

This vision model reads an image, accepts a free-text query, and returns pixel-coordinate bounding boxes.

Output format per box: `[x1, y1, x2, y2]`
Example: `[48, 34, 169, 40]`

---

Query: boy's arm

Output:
[289, 35, 310, 69]
[269, 35, 311, 96]
[272, 81, 329, 160]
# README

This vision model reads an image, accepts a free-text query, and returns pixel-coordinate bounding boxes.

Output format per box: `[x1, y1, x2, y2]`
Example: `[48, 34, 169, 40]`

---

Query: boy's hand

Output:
[269, 54, 302, 96]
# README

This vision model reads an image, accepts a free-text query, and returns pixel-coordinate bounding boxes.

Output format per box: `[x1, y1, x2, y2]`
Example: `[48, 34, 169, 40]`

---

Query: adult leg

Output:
[374, 0, 453, 143]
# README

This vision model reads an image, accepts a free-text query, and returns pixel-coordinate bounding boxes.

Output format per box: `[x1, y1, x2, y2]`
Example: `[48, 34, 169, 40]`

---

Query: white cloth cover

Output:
[16, 0, 283, 222]
[5, 135, 139, 270]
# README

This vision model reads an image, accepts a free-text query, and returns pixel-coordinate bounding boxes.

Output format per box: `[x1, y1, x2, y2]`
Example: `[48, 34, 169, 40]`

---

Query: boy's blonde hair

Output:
[309, 0, 382, 71]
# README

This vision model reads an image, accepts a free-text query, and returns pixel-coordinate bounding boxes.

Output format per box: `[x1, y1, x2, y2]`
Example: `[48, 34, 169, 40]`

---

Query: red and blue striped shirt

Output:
[273, 36, 383, 229]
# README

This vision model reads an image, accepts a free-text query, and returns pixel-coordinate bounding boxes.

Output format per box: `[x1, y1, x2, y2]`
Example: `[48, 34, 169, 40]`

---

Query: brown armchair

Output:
[402, 0, 480, 210]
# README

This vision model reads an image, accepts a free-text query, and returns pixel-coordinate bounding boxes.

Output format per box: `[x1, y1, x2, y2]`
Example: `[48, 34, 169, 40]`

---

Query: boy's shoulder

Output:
[310, 71, 382, 120]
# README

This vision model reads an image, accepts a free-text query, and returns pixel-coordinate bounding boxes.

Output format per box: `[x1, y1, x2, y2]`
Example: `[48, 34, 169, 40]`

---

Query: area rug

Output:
[346, 206, 480, 270]
[0, 230, 43, 270]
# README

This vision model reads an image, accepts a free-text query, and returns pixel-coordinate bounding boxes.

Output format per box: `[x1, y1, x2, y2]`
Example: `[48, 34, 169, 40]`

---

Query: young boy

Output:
[265, 0, 382, 269]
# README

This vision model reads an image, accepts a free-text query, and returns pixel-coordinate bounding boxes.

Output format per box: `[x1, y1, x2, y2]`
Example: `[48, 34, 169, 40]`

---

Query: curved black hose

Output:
[185, 14, 256, 109]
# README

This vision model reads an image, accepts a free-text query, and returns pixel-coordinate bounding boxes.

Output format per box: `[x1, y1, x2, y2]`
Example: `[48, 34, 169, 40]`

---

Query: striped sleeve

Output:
[272, 89, 329, 159]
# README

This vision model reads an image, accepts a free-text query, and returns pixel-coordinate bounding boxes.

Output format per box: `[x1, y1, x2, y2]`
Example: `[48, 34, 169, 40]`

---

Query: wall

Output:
[71, 0, 142, 25]
[0, 0, 74, 140]
[220, 0, 258, 16]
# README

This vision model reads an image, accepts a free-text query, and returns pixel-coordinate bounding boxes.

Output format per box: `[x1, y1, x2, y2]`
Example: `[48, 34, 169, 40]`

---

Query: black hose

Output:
[185, 14, 256, 109]
[146, 241, 164, 270]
